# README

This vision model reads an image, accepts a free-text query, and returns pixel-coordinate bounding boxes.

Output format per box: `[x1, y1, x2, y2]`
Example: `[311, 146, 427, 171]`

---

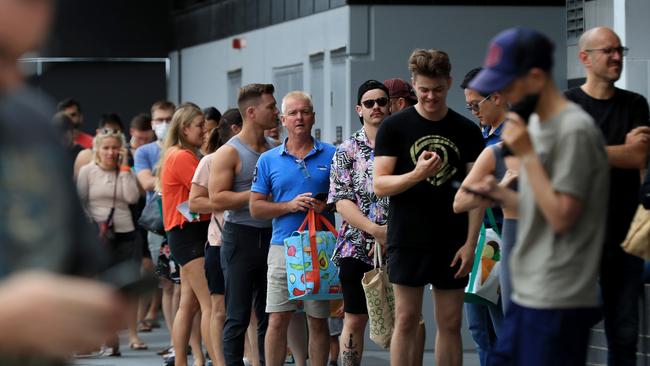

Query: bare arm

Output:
[250, 191, 316, 220]
[73, 149, 93, 180]
[189, 184, 215, 214]
[335, 199, 386, 245]
[208, 145, 249, 211]
[373, 151, 442, 197]
[454, 148, 496, 213]
[136, 169, 157, 192]
[519, 153, 582, 234]
[119, 170, 141, 204]
[606, 126, 650, 169]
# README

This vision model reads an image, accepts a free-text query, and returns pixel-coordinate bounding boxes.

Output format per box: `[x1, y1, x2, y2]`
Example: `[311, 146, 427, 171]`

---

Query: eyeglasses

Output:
[585, 46, 629, 57]
[465, 94, 492, 112]
[361, 97, 389, 109]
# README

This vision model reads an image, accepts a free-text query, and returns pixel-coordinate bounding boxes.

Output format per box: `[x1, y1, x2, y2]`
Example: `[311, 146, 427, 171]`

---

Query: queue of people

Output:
[0, 2, 647, 364]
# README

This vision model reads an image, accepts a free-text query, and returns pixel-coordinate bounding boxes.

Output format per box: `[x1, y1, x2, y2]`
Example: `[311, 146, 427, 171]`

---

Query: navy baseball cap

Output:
[469, 27, 554, 95]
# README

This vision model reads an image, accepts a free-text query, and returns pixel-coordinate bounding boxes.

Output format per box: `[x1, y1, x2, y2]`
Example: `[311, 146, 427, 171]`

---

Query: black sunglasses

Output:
[361, 97, 389, 109]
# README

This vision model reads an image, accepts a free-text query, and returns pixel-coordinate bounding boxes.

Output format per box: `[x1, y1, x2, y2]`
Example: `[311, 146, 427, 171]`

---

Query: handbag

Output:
[97, 169, 119, 245]
[361, 242, 395, 349]
[464, 208, 502, 306]
[139, 193, 165, 235]
[283, 209, 342, 301]
[620, 205, 650, 260]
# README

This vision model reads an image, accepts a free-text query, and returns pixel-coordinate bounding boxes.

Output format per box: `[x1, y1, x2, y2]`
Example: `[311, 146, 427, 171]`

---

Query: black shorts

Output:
[204, 245, 225, 295]
[108, 231, 140, 266]
[387, 244, 468, 289]
[167, 220, 209, 266]
[138, 227, 152, 259]
[339, 257, 374, 314]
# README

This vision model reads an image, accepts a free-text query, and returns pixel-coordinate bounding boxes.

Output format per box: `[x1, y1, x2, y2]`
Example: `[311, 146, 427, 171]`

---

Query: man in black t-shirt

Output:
[565, 26, 650, 365]
[374, 49, 484, 366]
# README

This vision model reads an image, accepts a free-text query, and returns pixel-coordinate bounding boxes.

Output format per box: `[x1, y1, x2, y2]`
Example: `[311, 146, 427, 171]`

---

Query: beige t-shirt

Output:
[192, 152, 225, 246]
[77, 163, 141, 233]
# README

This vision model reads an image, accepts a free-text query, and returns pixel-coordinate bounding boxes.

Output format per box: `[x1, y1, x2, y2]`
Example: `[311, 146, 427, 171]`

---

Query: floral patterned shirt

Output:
[328, 128, 389, 266]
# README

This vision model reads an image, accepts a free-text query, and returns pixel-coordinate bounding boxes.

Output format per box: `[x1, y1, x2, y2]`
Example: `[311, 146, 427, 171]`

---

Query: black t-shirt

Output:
[565, 87, 650, 246]
[375, 106, 484, 249]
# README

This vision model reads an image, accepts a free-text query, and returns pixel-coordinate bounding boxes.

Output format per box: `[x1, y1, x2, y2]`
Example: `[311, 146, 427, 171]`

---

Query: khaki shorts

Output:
[266, 245, 329, 318]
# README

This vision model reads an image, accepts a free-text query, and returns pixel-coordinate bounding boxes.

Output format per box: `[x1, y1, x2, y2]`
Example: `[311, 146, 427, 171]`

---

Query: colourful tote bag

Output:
[464, 208, 502, 305]
[284, 209, 342, 301]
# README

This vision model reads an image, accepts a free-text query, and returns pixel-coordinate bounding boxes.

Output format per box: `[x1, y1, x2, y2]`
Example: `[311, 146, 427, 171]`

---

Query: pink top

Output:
[77, 163, 140, 232]
[192, 152, 225, 246]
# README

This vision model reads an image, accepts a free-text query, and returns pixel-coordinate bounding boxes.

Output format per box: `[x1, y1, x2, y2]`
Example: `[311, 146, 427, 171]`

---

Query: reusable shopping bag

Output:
[362, 242, 395, 349]
[284, 209, 342, 301]
[464, 208, 501, 306]
[621, 205, 650, 260]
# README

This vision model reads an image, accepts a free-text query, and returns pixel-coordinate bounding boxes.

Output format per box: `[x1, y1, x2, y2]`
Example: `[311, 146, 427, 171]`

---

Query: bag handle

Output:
[107, 168, 119, 222]
[373, 241, 383, 269]
[296, 209, 338, 295]
[467, 224, 487, 292]
[485, 207, 501, 238]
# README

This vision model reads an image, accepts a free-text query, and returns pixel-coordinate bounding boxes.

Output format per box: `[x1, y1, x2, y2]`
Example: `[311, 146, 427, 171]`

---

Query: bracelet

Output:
[119, 166, 132, 173]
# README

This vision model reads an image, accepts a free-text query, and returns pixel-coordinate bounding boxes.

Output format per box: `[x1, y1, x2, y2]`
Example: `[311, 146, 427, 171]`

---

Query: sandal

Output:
[143, 318, 161, 328]
[137, 320, 153, 332]
[130, 341, 148, 350]
[158, 346, 173, 356]
[99, 346, 121, 357]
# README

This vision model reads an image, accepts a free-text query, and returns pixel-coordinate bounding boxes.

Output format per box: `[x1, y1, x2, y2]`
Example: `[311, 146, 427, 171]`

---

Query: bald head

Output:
[578, 27, 620, 51]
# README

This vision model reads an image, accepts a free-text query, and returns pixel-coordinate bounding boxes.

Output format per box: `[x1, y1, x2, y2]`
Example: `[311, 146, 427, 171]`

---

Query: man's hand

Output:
[411, 151, 442, 182]
[502, 113, 534, 157]
[451, 242, 475, 279]
[625, 126, 650, 151]
[499, 168, 519, 188]
[310, 195, 328, 214]
[286, 192, 315, 213]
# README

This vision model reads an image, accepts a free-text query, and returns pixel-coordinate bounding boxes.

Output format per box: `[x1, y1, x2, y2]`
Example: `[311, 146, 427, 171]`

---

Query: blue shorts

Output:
[487, 302, 601, 366]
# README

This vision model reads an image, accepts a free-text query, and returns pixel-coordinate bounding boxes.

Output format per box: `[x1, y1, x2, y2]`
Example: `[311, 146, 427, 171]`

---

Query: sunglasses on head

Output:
[361, 97, 389, 109]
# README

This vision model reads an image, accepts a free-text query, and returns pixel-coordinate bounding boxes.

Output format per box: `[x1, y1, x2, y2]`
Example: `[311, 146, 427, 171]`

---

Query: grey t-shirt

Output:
[511, 102, 609, 309]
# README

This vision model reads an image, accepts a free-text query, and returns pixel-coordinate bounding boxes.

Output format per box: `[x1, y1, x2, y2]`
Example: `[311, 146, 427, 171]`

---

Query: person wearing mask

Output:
[468, 27, 609, 365]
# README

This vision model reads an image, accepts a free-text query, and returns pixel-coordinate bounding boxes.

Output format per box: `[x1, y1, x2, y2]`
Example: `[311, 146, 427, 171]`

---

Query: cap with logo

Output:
[383, 78, 417, 103]
[469, 27, 554, 95]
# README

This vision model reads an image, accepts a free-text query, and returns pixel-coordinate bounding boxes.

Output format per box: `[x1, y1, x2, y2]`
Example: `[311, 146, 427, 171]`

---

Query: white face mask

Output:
[154, 122, 169, 141]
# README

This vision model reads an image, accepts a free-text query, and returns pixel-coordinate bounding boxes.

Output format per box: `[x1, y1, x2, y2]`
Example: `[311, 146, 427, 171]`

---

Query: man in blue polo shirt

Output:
[250, 91, 336, 366]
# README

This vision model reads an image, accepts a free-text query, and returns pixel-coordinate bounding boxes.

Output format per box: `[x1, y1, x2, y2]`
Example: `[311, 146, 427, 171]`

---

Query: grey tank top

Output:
[224, 136, 273, 228]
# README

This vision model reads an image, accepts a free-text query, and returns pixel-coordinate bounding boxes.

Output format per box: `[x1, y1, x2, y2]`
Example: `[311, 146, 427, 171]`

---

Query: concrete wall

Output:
[348, 5, 567, 137]
[167, 6, 350, 144]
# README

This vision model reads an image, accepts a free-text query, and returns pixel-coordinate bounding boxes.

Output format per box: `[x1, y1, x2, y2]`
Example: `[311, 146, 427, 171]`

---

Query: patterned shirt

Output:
[328, 128, 389, 266]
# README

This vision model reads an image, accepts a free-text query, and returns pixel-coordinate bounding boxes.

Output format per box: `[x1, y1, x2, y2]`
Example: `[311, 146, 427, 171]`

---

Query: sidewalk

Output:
[72, 326, 480, 366]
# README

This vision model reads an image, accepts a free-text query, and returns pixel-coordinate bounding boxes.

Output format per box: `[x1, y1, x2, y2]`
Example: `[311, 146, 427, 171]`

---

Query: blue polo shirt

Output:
[252, 138, 336, 246]
[482, 121, 504, 147]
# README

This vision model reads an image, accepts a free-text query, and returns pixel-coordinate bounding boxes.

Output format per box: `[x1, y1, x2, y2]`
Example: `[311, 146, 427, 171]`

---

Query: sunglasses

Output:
[465, 94, 492, 112]
[361, 97, 389, 109]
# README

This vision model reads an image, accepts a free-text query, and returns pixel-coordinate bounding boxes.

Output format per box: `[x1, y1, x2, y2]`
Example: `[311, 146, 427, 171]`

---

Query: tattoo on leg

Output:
[342, 334, 360, 366]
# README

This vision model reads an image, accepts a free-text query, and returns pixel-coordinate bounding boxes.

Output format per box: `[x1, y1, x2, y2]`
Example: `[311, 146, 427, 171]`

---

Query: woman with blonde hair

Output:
[76, 128, 146, 355]
[160, 103, 216, 366]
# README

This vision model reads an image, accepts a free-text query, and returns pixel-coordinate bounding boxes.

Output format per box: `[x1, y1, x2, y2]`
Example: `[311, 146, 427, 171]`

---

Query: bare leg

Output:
[307, 315, 330, 366]
[340, 314, 367, 366]
[287, 312, 308, 366]
[184, 258, 217, 365]
[190, 311, 205, 366]
[412, 319, 426, 366]
[433, 289, 464, 366]
[390, 285, 424, 366]
[210, 294, 226, 366]
[264, 312, 292, 366]
[329, 332, 340, 365]
[172, 271, 200, 366]
[128, 299, 147, 347]
[245, 310, 260, 366]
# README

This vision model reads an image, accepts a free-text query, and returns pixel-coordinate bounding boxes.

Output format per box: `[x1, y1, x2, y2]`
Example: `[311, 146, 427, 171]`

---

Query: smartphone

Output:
[314, 192, 328, 201]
